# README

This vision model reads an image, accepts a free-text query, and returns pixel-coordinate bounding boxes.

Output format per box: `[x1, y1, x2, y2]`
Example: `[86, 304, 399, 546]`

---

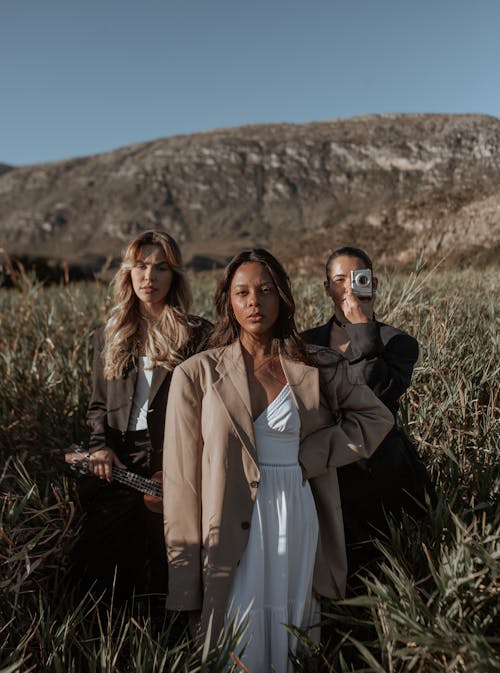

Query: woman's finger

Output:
[342, 291, 372, 323]
[104, 458, 113, 481]
[89, 458, 107, 480]
[88, 448, 116, 480]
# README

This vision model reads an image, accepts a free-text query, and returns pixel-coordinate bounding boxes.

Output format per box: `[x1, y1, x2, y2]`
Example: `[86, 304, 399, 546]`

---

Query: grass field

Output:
[0, 265, 498, 672]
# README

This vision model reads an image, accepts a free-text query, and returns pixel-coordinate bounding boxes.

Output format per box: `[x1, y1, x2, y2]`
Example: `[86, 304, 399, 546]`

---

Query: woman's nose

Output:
[248, 290, 260, 305]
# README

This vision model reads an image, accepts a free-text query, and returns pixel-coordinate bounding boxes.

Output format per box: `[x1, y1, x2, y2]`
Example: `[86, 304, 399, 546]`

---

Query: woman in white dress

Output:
[163, 249, 393, 671]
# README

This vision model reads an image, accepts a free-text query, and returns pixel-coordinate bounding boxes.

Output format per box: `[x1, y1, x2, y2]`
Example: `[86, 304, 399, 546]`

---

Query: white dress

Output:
[226, 385, 320, 673]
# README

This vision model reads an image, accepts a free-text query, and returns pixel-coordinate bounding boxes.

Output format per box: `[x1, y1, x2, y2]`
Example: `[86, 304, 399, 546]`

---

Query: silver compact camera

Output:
[350, 268, 373, 298]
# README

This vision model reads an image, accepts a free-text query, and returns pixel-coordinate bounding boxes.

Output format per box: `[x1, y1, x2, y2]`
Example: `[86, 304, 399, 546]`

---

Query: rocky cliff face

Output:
[0, 114, 499, 275]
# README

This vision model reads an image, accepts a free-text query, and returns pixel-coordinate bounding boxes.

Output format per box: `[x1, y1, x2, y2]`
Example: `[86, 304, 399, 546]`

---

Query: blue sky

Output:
[2, 0, 499, 166]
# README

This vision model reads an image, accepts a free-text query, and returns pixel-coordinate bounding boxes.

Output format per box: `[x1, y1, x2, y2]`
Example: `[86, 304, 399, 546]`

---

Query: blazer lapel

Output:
[280, 354, 320, 441]
[213, 340, 258, 467]
[211, 345, 322, 471]
[149, 367, 169, 404]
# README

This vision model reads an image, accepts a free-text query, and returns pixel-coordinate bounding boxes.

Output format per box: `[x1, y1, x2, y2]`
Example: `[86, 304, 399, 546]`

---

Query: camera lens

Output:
[357, 274, 369, 286]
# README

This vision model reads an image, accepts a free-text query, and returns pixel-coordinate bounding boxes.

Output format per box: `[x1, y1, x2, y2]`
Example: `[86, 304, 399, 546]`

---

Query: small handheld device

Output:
[350, 268, 373, 298]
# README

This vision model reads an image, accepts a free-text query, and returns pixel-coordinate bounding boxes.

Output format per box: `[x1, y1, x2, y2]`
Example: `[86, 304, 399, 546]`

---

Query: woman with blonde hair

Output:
[75, 229, 211, 607]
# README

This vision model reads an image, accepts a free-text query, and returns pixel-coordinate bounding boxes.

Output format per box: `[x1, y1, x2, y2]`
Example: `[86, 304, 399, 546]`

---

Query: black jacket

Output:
[303, 317, 429, 570]
[87, 316, 212, 471]
[303, 318, 418, 416]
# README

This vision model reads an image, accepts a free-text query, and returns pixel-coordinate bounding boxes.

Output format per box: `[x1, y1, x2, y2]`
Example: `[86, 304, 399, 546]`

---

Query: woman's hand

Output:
[89, 448, 126, 482]
[341, 286, 375, 324]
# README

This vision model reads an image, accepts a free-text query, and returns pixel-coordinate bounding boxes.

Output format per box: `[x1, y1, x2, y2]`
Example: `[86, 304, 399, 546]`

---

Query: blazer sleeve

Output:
[163, 363, 204, 611]
[300, 359, 394, 478]
[86, 327, 108, 454]
[346, 322, 419, 414]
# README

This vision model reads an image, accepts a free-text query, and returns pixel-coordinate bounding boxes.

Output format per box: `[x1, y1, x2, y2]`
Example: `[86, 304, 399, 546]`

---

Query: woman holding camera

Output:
[75, 230, 211, 607]
[303, 245, 433, 574]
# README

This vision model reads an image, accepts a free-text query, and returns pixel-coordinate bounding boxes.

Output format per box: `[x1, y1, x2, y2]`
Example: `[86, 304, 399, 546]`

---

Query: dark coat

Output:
[74, 315, 212, 603]
[303, 317, 429, 571]
[87, 316, 212, 471]
[303, 318, 418, 415]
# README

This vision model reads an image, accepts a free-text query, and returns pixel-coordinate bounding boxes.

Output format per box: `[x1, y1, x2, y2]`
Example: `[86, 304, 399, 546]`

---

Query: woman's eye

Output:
[135, 263, 146, 269]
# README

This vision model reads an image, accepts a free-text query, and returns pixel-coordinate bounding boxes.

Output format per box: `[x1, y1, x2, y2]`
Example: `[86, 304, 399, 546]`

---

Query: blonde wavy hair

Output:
[102, 230, 193, 379]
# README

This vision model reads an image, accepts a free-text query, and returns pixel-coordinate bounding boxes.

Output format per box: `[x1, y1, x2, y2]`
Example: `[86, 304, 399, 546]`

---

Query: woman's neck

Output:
[139, 303, 162, 320]
[239, 334, 274, 361]
[333, 309, 348, 326]
[329, 313, 350, 353]
[332, 313, 346, 328]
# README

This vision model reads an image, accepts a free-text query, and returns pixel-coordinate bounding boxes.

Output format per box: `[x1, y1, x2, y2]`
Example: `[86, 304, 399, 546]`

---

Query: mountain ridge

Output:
[0, 113, 498, 278]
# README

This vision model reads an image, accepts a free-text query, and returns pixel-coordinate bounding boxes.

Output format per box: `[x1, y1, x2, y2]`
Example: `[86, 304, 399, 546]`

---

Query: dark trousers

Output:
[74, 430, 167, 608]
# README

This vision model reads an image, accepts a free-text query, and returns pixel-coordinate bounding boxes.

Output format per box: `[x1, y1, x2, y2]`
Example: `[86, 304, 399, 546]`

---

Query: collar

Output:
[332, 314, 346, 328]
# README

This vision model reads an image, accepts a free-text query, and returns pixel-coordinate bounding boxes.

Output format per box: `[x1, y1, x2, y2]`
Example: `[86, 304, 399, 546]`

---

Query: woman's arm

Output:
[86, 327, 108, 453]
[86, 326, 126, 480]
[300, 359, 394, 478]
[346, 322, 419, 413]
[163, 363, 204, 612]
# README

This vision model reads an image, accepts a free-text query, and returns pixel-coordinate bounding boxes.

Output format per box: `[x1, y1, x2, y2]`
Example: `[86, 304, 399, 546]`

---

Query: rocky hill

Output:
[0, 163, 13, 176]
[0, 114, 499, 278]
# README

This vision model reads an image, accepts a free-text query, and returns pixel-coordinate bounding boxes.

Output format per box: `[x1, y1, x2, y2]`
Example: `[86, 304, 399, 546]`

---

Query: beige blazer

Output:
[163, 340, 393, 642]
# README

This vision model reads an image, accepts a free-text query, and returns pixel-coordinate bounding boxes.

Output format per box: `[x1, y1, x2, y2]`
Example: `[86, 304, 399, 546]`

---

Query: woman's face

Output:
[325, 255, 377, 308]
[130, 244, 174, 315]
[230, 262, 281, 341]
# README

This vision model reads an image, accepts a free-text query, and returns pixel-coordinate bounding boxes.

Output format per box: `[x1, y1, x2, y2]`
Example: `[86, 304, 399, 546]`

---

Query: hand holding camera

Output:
[350, 269, 373, 298]
[342, 268, 376, 324]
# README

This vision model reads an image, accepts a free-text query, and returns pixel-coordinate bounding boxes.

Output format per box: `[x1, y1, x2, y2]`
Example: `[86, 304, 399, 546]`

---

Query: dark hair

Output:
[325, 246, 373, 279]
[208, 248, 308, 362]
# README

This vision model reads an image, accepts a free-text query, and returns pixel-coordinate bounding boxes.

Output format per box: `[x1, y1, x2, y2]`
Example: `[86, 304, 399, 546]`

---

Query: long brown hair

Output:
[208, 248, 309, 362]
[102, 230, 193, 379]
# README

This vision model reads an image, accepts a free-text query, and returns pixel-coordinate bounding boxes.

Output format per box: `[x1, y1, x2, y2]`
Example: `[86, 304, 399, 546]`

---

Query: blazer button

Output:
[250, 481, 259, 488]
[241, 521, 250, 530]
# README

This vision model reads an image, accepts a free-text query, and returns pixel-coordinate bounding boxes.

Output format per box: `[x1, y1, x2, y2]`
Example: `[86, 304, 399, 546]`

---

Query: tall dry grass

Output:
[0, 265, 498, 672]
